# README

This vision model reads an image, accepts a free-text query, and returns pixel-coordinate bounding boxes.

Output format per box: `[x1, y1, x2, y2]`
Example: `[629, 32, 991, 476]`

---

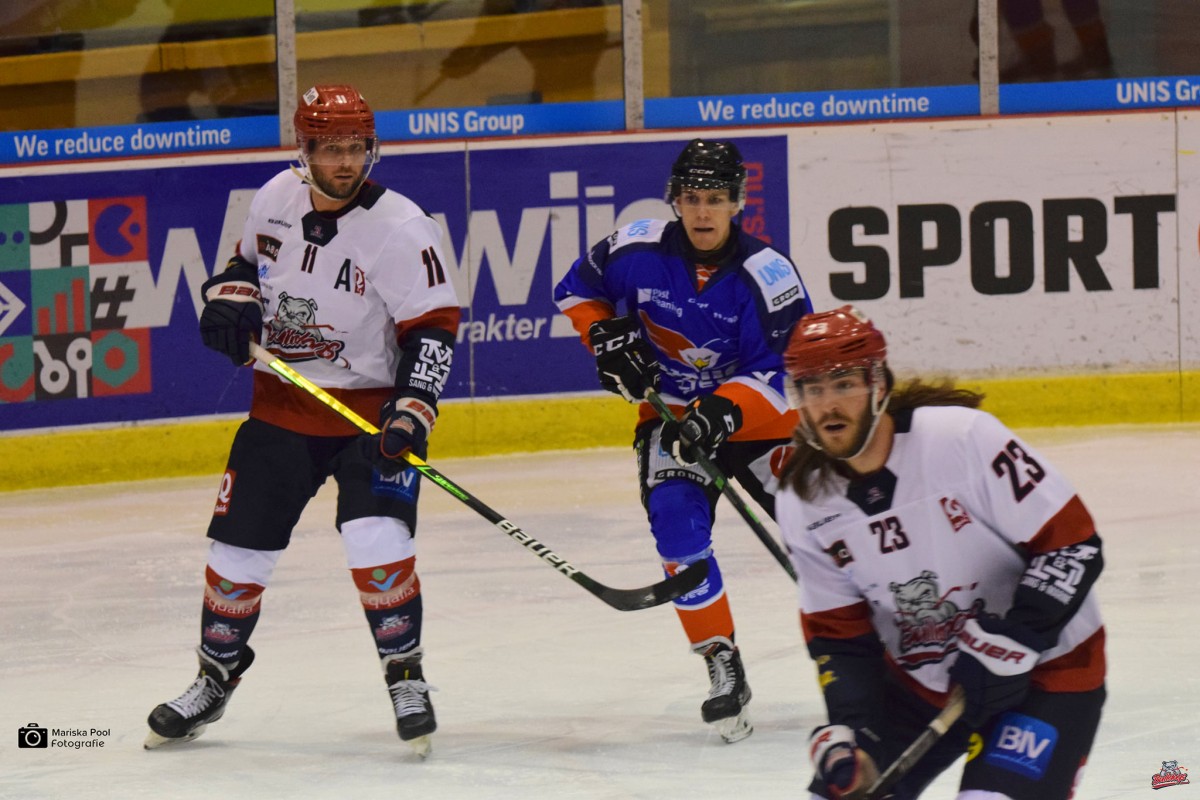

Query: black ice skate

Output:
[383, 647, 437, 757]
[693, 636, 752, 743]
[144, 646, 255, 750]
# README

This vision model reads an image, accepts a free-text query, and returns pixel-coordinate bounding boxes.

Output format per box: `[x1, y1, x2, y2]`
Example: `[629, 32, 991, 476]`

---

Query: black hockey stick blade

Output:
[865, 686, 966, 799]
[400, 452, 712, 611]
[249, 342, 708, 611]
[645, 390, 798, 581]
[573, 559, 709, 611]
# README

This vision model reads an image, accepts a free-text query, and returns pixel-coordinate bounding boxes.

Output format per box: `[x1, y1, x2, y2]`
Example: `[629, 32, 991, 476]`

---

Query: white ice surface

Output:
[2, 425, 1198, 799]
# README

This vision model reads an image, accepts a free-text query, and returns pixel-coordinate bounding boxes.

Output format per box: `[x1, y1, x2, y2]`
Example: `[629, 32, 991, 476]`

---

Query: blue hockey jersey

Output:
[554, 218, 811, 433]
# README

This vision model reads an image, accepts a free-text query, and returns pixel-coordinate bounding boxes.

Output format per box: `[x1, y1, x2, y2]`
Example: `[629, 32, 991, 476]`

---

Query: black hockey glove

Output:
[948, 615, 1046, 729]
[361, 397, 435, 477]
[659, 394, 742, 466]
[199, 257, 263, 366]
[589, 316, 660, 403]
[809, 724, 884, 800]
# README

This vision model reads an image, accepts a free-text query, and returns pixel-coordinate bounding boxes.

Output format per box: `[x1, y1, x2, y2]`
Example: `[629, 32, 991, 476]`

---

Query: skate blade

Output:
[143, 723, 206, 750]
[714, 712, 753, 743]
[407, 734, 432, 758]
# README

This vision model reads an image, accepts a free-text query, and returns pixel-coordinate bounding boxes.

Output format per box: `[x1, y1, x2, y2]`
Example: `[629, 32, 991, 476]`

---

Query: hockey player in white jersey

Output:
[775, 307, 1105, 800]
[145, 85, 460, 757]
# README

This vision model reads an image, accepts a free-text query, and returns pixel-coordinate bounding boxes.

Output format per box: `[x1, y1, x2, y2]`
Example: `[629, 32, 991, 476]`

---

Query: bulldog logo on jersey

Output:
[1151, 760, 1190, 789]
[264, 292, 348, 365]
[889, 570, 984, 667]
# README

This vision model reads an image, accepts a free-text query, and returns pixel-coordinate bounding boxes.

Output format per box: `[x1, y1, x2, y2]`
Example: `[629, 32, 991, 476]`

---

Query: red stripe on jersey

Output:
[250, 370, 391, 436]
[801, 602, 874, 643]
[1026, 495, 1097, 554]
[394, 306, 461, 341]
[884, 655, 955, 709]
[1032, 626, 1106, 692]
[562, 301, 617, 347]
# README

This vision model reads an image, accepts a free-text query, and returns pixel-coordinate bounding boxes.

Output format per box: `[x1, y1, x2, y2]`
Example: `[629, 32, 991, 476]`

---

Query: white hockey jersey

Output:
[235, 170, 459, 435]
[777, 404, 1104, 705]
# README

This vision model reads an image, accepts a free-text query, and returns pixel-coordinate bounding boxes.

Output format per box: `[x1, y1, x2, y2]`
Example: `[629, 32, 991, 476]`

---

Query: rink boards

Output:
[1, 110, 1198, 488]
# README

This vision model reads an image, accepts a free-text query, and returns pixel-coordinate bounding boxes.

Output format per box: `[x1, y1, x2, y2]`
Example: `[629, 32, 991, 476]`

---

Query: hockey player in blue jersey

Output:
[553, 139, 813, 742]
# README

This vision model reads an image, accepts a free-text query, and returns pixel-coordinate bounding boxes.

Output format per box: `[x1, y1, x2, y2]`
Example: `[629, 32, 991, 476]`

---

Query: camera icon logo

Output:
[18, 723, 49, 748]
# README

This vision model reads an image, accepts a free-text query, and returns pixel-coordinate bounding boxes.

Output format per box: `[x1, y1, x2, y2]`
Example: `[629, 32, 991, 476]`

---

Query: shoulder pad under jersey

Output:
[742, 246, 806, 312]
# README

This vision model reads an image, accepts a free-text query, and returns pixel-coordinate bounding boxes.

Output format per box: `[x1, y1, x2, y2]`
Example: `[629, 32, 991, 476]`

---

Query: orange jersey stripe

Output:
[561, 301, 617, 347]
[716, 383, 798, 441]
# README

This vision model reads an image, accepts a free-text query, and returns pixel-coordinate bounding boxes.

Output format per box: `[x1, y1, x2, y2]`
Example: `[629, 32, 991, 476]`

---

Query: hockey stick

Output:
[864, 686, 966, 800]
[644, 389, 797, 581]
[248, 342, 708, 612]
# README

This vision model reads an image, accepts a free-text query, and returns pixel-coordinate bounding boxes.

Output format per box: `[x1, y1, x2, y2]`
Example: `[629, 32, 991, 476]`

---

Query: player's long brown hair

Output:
[781, 374, 985, 501]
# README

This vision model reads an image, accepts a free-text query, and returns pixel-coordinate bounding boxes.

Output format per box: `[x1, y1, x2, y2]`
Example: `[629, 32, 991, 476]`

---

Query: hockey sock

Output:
[200, 565, 264, 665]
[352, 557, 423, 657]
[663, 555, 734, 646]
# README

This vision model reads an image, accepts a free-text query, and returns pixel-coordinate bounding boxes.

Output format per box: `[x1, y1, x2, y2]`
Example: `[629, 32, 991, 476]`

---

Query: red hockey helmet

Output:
[293, 84, 380, 198]
[295, 84, 376, 143]
[784, 305, 887, 382]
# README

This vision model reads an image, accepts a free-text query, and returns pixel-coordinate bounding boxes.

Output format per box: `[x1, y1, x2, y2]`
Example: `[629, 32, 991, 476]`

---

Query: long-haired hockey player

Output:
[776, 306, 1105, 799]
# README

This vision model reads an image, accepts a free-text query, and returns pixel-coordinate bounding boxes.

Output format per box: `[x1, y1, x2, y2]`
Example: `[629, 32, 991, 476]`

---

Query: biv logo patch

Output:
[983, 713, 1059, 780]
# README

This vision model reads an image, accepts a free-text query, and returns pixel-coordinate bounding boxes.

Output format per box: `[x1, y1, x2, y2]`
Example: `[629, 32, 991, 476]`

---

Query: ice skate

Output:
[144, 646, 255, 749]
[383, 647, 437, 757]
[694, 636, 753, 743]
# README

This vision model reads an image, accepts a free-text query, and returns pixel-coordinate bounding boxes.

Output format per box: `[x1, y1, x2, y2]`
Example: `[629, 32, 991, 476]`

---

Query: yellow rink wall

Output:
[3, 370, 1197, 492]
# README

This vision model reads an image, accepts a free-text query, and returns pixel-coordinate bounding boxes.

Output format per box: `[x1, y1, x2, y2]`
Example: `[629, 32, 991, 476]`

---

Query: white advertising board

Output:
[787, 112, 1181, 378]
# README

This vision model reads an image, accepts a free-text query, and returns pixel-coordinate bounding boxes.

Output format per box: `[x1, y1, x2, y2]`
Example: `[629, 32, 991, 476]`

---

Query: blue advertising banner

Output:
[645, 85, 980, 128]
[376, 100, 624, 141]
[456, 136, 792, 397]
[0, 117, 280, 166]
[1001, 74, 1200, 114]
[0, 134, 791, 432]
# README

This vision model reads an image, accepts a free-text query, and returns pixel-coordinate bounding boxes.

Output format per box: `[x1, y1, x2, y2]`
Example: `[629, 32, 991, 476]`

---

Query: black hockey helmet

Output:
[666, 139, 747, 209]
